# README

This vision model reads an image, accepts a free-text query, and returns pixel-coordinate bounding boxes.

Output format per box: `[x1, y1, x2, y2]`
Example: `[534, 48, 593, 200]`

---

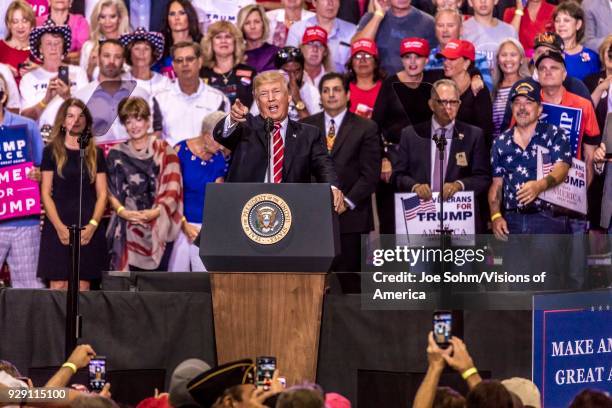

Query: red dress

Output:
[0, 40, 32, 85]
[503, 1, 555, 58]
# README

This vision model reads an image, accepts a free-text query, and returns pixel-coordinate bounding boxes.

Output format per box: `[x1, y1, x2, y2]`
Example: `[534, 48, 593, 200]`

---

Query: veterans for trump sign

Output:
[394, 192, 475, 246]
[0, 126, 41, 221]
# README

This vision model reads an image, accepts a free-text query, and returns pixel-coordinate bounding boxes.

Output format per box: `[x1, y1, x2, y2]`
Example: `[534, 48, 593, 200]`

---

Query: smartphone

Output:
[256, 356, 276, 389]
[433, 311, 452, 349]
[88, 357, 106, 391]
[58, 65, 69, 85]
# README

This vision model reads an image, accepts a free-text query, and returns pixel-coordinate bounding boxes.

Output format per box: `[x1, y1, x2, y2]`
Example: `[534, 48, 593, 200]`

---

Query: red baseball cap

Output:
[302, 26, 328, 46]
[351, 38, 378, 57]
[436, 39, 475, 61]
[400, 37, 430, 57]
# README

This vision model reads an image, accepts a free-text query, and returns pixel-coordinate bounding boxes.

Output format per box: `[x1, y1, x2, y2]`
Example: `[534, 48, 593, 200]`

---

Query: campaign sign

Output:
[541, 103, 582, 158]
[533, 290, 612, 408]
[536, 146, 587, 214]
[0, 126, 41, 220]
[394, 192, 475, 246]
[192, 0, 250, 24]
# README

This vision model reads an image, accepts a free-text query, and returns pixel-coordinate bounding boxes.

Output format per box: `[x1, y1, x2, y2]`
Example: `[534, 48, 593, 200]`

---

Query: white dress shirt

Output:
[155, 79, 230, 147]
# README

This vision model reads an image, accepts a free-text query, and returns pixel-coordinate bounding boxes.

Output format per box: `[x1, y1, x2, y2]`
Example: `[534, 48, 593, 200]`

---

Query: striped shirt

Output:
[492, 87, 511, 139]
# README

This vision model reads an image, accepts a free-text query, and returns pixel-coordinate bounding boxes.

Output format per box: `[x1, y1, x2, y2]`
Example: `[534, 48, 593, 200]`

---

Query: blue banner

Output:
[0, 125, 29, 167]
[541, 103, 582, 158]
[533, 290, 612, 408]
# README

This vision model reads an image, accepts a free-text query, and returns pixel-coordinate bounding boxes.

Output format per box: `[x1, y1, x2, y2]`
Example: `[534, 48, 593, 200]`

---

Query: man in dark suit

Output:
[393, 78, 491, 231]
[213, 70, 344, 211]
[302, 72, 381, 284]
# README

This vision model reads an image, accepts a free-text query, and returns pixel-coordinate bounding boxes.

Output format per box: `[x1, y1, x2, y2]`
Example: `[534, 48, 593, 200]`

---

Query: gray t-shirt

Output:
[462, 18, 517, 72]
[358, 8, 437, 76]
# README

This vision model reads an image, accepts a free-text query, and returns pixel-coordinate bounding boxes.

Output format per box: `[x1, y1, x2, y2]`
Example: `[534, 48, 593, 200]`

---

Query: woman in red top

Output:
[503, 0, 555, 58]
[345, 38, 384, 119]
[0, 0, 36, 84]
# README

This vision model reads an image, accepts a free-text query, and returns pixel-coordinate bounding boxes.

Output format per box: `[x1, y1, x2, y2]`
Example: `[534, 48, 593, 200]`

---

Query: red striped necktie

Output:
[272, 121, 283, 183]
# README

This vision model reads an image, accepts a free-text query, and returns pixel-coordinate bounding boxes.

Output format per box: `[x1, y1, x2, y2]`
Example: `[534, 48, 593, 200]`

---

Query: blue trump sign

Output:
[0, 125, 29, 167]
[533, 290, 612, 408]
[541, 103, 582, 158]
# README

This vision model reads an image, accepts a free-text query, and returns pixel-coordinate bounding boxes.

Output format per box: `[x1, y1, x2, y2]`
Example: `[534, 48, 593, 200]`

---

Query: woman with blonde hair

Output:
[0, 0, 36, 83]
[491, 37, 530, 138]
[106, 97, 183, 272]
[80, 0, 129, 80]
[237, 4, 279, 73]
[200, 20, 256, 107]
[266, 0, 314, 48]
[38, 98, 108, 290]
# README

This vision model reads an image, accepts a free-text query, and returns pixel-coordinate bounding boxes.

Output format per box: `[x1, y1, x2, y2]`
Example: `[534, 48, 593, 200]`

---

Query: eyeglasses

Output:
[435, 98, 460, 107]
[353, 53, 373, 61]
[174, 55, 197, 64]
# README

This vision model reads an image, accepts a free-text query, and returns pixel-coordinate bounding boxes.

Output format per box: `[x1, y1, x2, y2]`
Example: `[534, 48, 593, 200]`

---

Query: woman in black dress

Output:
[38, 98, 108, 290]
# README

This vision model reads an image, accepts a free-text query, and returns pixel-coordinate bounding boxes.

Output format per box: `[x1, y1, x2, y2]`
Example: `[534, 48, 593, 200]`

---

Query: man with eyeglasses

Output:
[154, 41, 230, 147]
[213, 70, 344, 212]
[489, 78, 571, 288]
[394, 78, 491, 231]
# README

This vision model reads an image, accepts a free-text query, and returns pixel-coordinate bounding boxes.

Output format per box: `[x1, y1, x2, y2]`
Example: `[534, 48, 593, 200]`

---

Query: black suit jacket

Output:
[393, 119, 491, 197]
[302, 112, 381, 233]
[213, 114, 339, 185]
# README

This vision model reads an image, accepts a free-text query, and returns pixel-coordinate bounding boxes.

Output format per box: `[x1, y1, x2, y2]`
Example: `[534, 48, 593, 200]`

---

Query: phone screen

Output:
[256, 356, 276, 389]
[433, 311, 452, 348]
[88, 357, 106, 391]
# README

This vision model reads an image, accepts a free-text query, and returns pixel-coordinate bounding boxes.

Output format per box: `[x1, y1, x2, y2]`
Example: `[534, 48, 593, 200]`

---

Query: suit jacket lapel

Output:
[331, 112, 351, 157]
[282, 120, 298, 180]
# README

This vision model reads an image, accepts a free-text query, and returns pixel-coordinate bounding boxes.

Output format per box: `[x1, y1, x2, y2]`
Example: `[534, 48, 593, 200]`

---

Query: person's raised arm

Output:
[413, 332, 453, 408]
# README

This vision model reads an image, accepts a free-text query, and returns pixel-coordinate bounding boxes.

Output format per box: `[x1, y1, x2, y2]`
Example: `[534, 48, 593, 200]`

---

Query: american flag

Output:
[542, 152, 553, 175]
[402, 195, 437, 221]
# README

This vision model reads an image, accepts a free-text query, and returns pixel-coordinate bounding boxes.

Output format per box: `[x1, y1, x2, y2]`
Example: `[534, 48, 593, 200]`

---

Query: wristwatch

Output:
[295, 101, 306, 111]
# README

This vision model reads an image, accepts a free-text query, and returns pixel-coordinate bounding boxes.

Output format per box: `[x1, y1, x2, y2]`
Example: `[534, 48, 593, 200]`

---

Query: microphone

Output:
[264, 117, 274, 134]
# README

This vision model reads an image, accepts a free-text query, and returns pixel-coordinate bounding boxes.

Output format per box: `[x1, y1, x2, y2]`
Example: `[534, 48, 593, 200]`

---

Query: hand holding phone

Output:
[256, 356, 276, 390]
[58, 65, 69, 86]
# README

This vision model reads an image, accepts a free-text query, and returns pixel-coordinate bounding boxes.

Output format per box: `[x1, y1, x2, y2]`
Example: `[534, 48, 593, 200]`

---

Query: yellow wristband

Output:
[117, 206, 125, 214]
[89, 219, 98, 227]
[491, 212, 502, 222]
[461, 367, 478, 380]
[514, 8, 524, 16]
[374, 10, 385, 17]
[38, 100, 48, 109]
[61, 362, 77, 374]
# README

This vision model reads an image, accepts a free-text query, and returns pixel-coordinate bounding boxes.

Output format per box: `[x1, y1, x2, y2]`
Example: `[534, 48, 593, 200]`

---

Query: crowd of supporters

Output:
[0, 0, 610, 290]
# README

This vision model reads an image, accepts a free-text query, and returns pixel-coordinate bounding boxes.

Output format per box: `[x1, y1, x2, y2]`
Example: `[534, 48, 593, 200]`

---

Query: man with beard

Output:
[74, 39, 157, 150]
[489, 77, 571, 288]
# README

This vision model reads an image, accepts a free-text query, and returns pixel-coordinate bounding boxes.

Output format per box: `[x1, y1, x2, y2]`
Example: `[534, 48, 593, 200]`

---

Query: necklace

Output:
[219, 69, 233, 85]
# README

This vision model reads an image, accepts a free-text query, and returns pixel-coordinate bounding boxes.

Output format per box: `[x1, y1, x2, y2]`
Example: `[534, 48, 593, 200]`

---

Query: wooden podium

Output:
[201, 184, 339, 385]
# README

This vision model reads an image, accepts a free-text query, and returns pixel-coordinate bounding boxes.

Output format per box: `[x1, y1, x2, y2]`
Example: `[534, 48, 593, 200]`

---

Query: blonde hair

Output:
[492, 38, 531, 97]
[201, 21, 246, 69]
[435, 7, 463, 27]
[4, 0, 35, 41]
[237, 4, 270, 42]
[300, 42, 333, 72]
[598, 34, 612, 66]
[49, 98, 98, 182]
[88, 0, 130, 44]
[252, 70, 288, 96]
[201, 111, 227, 135]
[0, 73, 9, 107]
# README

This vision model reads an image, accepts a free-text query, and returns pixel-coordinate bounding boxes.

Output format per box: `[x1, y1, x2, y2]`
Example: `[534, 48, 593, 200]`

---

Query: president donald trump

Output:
[214, 70, 345, 212]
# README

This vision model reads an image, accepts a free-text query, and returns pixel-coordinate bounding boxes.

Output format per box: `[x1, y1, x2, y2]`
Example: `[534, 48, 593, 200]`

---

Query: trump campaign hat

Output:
[436, 39, 475, 62]
[534, 31, 564, 53]
[508, 77, 542, 103]
[400, 37, 430, 57]
[351, 38, 378, 57]
[302, 26, 328, 46]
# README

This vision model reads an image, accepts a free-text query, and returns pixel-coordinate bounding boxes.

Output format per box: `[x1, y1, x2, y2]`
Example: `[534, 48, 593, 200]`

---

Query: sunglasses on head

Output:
[276, 48, 302, 60]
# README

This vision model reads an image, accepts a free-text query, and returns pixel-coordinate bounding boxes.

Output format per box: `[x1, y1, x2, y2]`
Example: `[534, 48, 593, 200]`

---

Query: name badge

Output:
[456, 152, 468, 167]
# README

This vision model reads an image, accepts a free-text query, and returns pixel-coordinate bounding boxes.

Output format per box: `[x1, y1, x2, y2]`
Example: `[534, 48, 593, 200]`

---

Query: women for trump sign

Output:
[0, 126, 41, 220]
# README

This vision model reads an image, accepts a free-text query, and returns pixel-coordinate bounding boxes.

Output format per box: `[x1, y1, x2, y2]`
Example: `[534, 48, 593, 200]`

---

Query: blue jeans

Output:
[504, 210, 570, 290]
